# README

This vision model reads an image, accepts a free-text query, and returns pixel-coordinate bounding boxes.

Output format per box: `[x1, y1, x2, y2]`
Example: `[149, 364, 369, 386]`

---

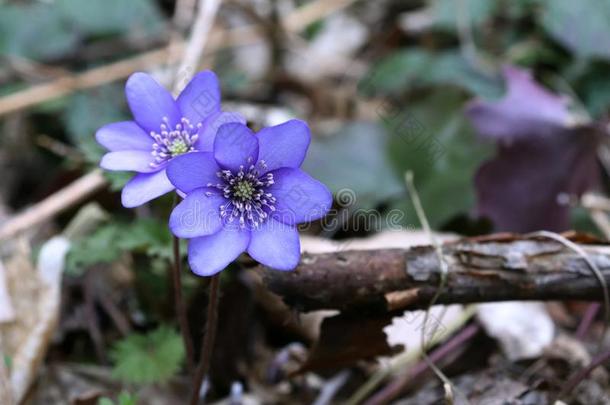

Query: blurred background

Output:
[1, 0, 610, 404]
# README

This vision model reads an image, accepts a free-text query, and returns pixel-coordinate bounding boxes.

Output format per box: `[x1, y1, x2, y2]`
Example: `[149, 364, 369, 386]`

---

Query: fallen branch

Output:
[0, 170, 107, 241]
[259, 233, 610, 313]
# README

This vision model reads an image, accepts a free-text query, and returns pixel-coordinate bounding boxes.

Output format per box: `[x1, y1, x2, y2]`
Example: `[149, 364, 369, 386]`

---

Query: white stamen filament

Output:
[149, 116, 201, 167]
[210, 160, 276, 229]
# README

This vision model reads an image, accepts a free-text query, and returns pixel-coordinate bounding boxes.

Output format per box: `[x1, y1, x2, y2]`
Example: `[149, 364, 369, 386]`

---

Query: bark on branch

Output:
[259, 233, 610, 313]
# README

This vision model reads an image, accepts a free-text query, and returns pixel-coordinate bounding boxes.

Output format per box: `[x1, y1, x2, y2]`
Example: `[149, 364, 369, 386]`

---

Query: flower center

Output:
[168, 139, 189, 156]
[149, 117, 201, 167]
[233, 180, 255, 200]
[208, 160, 276, 228]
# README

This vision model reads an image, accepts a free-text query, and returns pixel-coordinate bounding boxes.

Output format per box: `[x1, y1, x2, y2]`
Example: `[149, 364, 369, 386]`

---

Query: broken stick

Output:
[259, 234, 610, 313]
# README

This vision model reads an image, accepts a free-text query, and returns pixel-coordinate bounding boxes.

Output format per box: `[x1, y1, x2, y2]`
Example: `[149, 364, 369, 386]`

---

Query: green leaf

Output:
[116, 392, 138, 405]
[0, 3, 77, 59]
[66, 224, 124, 275]
[301, 122, 404, 208]
[63, 86, 128, 164]
[120, 218, 173, 260]
[0, 0, 165, 60]
[572, 62, 610, 118]
[97, 391, 138, 405]
[541, 0, 610, 60]
[384, 89, 492, 227]
[110, 326, 185, 385]
[360, 49, 502, 98]
[65, 218, 173, 275]
[430, 0, 498, 30]
[104, 172, 133, 192]
[3, 354, 11, 370]
[57, 0, 166, 37]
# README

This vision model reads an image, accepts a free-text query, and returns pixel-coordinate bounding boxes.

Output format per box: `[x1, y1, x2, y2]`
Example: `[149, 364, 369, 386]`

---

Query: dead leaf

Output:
[1, 236, 68, 403]
[298, 312, 401, 372]
[295, 231, 460, 372]
[0, 359, 12, 405]
[0, 260, 14, 323]
[384, 305, 465, 354]
[477, 302, 554, 360]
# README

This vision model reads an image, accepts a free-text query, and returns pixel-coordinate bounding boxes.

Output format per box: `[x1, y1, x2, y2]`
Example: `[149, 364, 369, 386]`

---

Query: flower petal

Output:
[95, 121, 153, 151]
[176, 71, 221, 124]
[247, 218, 300, 270]
[169, 189, 224, 238]
[125, 72, 181, 133]
[257, 119, 310, 171]
[268, 168, 333, 225]
[166, 152, 221, 194]
[121, 170, 174, 208]
[100, 150, 155, 172]
[195, 111, 246, 152]
[213, 123, 258, 171]
[188, 226, 250, 276]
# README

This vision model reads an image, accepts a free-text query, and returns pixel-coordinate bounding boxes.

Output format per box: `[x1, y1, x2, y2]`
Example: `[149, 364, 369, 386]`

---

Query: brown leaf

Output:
[298, 313, 402, 373]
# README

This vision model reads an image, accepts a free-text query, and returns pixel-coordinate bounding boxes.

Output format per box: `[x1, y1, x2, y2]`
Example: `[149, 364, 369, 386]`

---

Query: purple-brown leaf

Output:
[467, 66, 599, 232]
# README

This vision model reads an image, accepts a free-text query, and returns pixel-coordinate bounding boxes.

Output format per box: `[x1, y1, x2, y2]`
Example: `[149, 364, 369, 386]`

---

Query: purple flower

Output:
[166, 120, 332, 276]
[96, 71, 244, 207]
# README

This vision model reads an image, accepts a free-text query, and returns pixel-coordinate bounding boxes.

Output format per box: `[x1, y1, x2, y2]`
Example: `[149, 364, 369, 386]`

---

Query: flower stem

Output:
[173, 233, 195, 373]
[190, 273, 221, 405]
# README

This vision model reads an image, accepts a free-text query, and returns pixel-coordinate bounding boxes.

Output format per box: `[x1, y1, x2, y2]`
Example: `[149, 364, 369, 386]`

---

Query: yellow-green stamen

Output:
[169, 139, 189, 156]
[233, 180, 255, 200]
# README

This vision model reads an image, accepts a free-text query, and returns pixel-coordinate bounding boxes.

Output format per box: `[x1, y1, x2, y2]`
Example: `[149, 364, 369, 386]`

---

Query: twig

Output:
[83, 269, 107, 364]
[402, 173, 446, 318]
[313, 370, 351, 405]
[173, 0, 222, 95]
[190, 274, 221, 405]
[259, 235, 610, 313]
[346, 306, 477, 405]
[575, 302, 601, 339]
[0, 46, 182, 117]
[558, 347, 610, 399]
[283, 0, 357, 32]
[173, 0, 199, 31]
[364, 324, 480, 405]
[166, 0, 198, 79]
[36, 134, 84, 163]
[4, 55, 69, 81]
[0, 170, 107, 241]
[95, 290, 131, 337]
[172, 224, 195, 373]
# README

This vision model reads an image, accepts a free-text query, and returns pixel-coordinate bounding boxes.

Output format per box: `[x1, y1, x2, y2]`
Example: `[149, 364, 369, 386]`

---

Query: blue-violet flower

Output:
[96, 71, 244, 207]
[166, 120, 332, 275]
